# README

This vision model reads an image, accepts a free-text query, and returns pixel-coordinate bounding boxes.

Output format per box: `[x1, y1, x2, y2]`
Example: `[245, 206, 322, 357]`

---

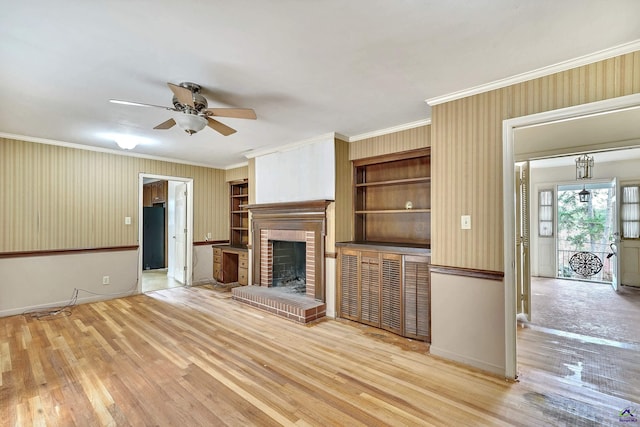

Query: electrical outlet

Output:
[102, 276, 110, 285]
[124, 216, 132, 225]
[207, 232, 212, 239]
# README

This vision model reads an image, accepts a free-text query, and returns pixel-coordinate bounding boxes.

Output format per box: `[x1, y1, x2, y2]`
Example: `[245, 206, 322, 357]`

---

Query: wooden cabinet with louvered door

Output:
[337, 242, 430, 342]
[404, 255, 430, 341]
[381, 254, 402, 335]
[338, 248, 359, 321]
[360, 252, 381, 327]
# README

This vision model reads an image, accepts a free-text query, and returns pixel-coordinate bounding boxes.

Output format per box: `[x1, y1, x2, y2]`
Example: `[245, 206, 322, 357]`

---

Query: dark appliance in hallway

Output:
[143, 206, 165, 269]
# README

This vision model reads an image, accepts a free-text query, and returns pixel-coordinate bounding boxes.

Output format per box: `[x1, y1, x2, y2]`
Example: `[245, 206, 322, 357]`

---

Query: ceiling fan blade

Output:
[204, 108, 257, 120]
[206, 117, 236, 136]
[167, 83, 194, 108]
[154, 118, 176, 130]
[109, 99, 175, 111]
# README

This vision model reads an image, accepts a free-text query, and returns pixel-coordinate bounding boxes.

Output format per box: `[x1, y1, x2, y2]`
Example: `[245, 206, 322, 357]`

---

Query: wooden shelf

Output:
[355, 209, 430, 214]
[355, 177, 430, 187]
[229, 180, 249, 248]
[353, 148, 431, 244]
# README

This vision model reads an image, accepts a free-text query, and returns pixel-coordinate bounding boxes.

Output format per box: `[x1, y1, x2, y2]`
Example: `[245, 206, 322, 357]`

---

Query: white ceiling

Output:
[521, 106, 640, 167]
[2, 1, 640, 168]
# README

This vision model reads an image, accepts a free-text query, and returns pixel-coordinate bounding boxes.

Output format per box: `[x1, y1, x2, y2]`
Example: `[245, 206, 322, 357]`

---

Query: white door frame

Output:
[138, 173, 194, 290]
[502, 93, 640, 379]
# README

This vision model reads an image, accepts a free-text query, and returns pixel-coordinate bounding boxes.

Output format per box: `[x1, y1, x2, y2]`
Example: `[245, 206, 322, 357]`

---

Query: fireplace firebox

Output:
[271, 240, 306, 292]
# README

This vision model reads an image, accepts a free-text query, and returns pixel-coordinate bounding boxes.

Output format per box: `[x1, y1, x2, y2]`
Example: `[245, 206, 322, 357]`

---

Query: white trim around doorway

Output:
[138, 173, 194, 291]
[502, 92, 640, 379]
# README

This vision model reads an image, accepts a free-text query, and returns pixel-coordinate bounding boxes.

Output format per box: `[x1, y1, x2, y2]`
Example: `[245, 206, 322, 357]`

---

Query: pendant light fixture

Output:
[575, 154, 594, 203]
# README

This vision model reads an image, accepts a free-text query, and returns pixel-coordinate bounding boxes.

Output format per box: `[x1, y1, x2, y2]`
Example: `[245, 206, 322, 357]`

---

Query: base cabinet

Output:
[213, 246, 248, 285]
[337, 244, 430, 342]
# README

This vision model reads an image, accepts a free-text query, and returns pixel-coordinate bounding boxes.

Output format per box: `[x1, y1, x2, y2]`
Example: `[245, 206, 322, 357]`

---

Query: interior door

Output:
[515, 162, 531, 319]
[537, 188, 556, 277]
[621, 184, 640, 287]
[174, 182, 188, 284]
[610, 179, 620, 291]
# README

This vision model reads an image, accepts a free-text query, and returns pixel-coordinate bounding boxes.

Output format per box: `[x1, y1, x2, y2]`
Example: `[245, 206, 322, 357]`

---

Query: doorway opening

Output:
[503, 93, 640, 380]
[556, 181, 617, 284]
[139, 174, 193, 293]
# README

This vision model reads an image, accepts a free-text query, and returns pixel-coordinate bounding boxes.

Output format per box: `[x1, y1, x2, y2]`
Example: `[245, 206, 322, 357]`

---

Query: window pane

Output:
[539, 221, 553, 237]
[539, 206, 553, 221]
[538, 190, 553, 237]
[621, 185, 640, 239]
[622, 204, 640, 221]
[540, 190, 552, 205]
[623, 221, 640, 239]
[623, 186, 640, 203]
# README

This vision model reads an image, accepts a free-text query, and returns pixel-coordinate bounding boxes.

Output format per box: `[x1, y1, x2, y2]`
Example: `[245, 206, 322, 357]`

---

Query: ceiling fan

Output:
[110, 82, 256, 136]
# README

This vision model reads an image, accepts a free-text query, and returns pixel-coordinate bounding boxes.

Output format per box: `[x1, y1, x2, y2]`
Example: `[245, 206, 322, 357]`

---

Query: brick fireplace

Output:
[231, 200, 331, 323]
[259, 229, 315, 297]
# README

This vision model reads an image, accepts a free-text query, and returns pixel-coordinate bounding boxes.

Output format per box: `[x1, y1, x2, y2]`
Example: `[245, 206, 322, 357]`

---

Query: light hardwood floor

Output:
[141, 269, 183, 293]
[1, 284, 638, 426]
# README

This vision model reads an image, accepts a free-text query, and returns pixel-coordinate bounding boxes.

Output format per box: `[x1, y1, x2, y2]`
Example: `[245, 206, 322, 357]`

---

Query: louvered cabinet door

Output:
[381, 254, 402, 335]
[359, 252, 381, 326]
[404, 255, 431, 342]
[338, 249, 359, 320]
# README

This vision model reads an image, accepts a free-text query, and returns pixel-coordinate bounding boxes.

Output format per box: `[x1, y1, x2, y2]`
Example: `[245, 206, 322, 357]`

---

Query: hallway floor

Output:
[527, 277, 640, 343]
[516, 277, 640, 422]
[141, 269, 183, 292]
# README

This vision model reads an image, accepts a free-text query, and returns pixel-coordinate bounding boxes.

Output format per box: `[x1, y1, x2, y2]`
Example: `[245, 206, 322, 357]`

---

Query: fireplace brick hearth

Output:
[231, 200, 331, 323]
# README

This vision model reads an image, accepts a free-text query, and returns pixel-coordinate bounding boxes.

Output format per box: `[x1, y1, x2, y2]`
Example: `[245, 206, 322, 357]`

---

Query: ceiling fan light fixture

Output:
[175, 113, 207, 135]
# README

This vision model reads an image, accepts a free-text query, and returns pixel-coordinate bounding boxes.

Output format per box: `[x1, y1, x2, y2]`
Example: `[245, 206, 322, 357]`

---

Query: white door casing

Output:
[174, 182, 187, 285]
[139, 173, 193, 290]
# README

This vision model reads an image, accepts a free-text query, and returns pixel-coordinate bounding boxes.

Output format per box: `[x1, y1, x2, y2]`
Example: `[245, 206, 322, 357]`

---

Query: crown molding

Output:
[348, 119, 431, 142]
[426, 39, 640, 106]
[243, 132, 338, 159]
[0, 132, 222, 169]
[224, 161, 249, 170]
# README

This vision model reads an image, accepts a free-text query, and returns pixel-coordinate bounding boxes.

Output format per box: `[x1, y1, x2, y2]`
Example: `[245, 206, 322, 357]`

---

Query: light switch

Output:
[461, 215, 471, 230]
[125, 216, 132, 225]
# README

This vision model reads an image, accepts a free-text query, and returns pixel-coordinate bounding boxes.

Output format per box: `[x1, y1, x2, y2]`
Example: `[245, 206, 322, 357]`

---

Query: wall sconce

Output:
[575, 154, 594, 180]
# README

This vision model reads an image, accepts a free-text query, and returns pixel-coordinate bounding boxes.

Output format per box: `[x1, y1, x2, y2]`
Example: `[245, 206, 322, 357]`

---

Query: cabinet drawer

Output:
[214, 254, 222, 264]
[239, 258, 248, 268]
[214, 265, 222, 279]
[238, 268, 248, 285]
[239, 252, 248, 261]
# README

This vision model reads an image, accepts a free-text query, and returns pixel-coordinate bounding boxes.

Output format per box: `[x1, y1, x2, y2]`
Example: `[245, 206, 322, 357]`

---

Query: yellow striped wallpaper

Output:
[0, 138, 228, 252]
[325, 138, 352, 252]
[225, 165, 249, 182]
[431, 51, 640, 271]
[349, 125, 431, 160]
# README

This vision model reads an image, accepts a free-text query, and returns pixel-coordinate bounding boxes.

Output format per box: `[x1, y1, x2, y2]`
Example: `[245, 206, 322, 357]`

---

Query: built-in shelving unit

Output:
[337, 147, 431, 342]
[353, 148, 431, 245]
[229, 179, 249, 248]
